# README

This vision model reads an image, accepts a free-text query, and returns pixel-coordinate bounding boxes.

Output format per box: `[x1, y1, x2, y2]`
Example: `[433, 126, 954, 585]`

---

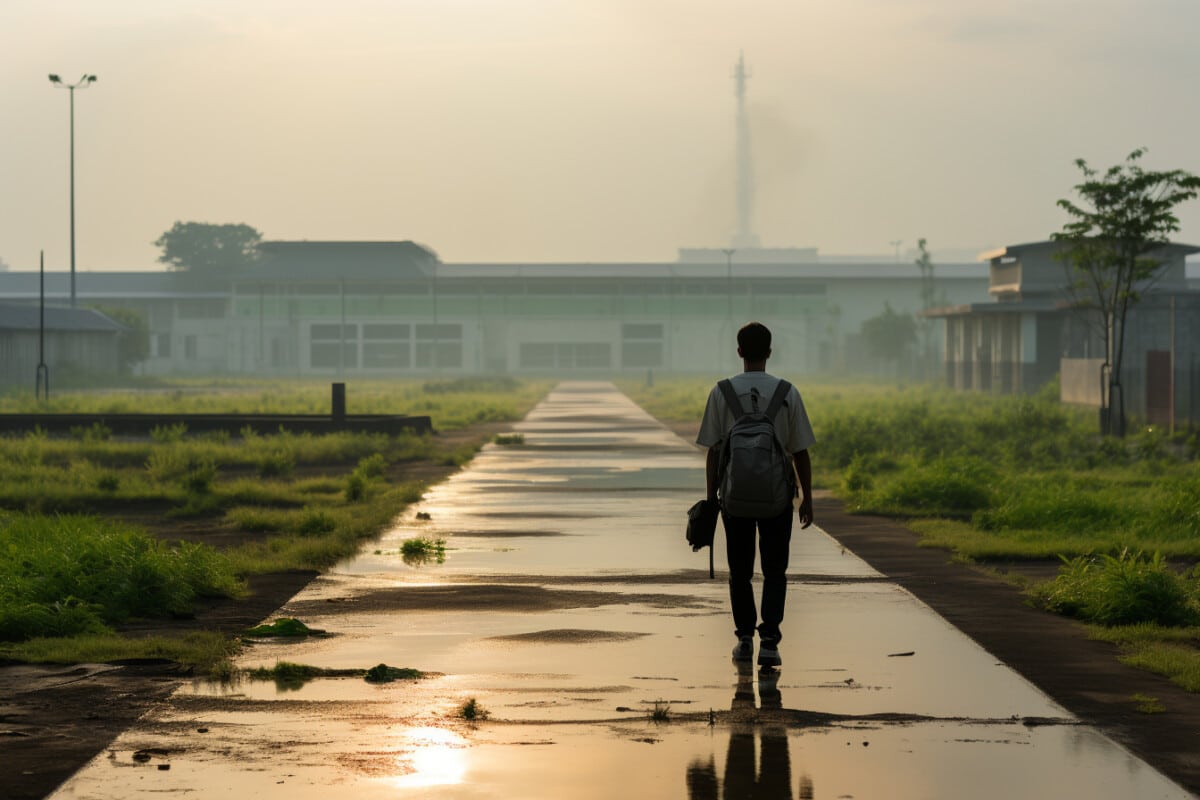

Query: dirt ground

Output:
[4, 419, 1200, 798]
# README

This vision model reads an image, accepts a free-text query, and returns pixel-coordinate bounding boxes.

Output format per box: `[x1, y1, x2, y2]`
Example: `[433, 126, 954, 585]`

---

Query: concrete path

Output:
[53, 382, 1191, 799]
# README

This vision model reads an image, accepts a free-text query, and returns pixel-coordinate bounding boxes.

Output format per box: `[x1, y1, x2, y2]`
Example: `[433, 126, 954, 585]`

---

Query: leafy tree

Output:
[154, 222, 262, 275]
[861, 302, 917, 371]
[1051, 149, 1200, 436]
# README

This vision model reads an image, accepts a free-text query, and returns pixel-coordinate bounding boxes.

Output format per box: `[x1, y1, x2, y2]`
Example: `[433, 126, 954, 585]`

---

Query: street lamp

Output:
[48, 73, 97, 308]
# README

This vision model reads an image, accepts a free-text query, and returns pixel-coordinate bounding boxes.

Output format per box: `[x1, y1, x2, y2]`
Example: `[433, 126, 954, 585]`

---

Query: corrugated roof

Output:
[0, 303, 125, 332]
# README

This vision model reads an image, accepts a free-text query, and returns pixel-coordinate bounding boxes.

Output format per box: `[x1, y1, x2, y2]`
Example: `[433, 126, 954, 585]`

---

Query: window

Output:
[415, 323, 462, 368]
[363, 323, 410, 369]
[310, 324, 358, 369]
[184, 335, 197, 360]
[156, 333, 171, 358]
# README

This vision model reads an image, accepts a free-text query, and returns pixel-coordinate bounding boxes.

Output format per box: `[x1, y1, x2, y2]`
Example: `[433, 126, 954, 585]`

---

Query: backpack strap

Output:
[717, 379, 745, 420]
[764, 380, 792, 420]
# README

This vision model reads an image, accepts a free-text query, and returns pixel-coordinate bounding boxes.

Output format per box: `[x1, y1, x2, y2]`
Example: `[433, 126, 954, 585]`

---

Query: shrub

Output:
[344, 473, 367, 502]
[151, 423, 188, 443]
[867, 457, 994, 516]
[182, 459, 217, 494]
[1033, 550, 1200, 627]
[256, 449, 295, 478]
[354, 453, 387, 479]
[0, 514, 243, 641]
[458, 697, 489, 721]
[69, 423, 111, 442]
[296, 508, 337, 536]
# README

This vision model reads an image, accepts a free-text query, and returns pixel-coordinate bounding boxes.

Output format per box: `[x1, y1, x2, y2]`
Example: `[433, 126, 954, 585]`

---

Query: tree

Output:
[154, 222, 262, 275]
[1051, 149, 1200, 437]
[860, 302, 917, 374]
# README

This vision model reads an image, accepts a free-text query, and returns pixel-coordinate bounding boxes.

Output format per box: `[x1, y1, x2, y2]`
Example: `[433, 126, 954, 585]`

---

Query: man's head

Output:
[737, 322, 772, 363]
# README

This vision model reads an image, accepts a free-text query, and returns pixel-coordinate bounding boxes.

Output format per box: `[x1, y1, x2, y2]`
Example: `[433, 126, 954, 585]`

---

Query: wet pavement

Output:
[52, 382, 1192, 799]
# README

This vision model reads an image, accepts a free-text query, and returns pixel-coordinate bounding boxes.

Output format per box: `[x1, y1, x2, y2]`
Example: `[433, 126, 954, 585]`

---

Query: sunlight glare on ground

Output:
[388, 727, 468, 789]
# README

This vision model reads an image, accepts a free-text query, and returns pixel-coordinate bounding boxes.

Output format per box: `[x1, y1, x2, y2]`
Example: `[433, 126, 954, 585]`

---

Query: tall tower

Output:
[732, 52, 760, 249]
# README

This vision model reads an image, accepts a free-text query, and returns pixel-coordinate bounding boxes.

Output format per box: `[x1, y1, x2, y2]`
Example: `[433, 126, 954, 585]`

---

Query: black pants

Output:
[722, 507, 793, 644]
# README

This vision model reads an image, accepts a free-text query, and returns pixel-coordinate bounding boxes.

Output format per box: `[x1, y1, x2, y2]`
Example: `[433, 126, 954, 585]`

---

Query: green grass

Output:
[400, 536, 447, 566]
[244, 618, 322, 637]
[0, 514, 244, 641]
[623, 376, 1200, 692]
[0, 377, 550, 664]
[622, 377, 1200, 559]
[0, 377, 553, 433]
[493, 433, 525, 446]
[364, 663, 423, 683]
[243, 660, 425, 690]
[0, 631, 238, 674]
[1031, 551, 1200, 627]
[1088, 624, 1200, 692]
[1130, 692, 1166, 713]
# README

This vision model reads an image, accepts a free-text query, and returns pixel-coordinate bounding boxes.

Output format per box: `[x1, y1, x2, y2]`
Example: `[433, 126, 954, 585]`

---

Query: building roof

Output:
[0, 303, 125, 332]
[248, 241, 439, 281]
[0, 255, 988, 294]
[0, 271, 224, 300]
[436, 261, 985, 281]
[979, 240, 1200, 262]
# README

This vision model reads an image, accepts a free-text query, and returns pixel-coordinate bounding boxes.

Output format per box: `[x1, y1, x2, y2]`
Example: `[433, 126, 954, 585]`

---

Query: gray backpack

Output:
[717, 379, 796, 518]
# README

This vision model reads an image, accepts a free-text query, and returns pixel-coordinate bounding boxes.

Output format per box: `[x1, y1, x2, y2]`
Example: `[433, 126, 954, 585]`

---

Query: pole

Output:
[37, 251, 50, 401]
[50, 74, 96, 304]
[69, 86, 76, 307]
[1169, 296, 1176, 436]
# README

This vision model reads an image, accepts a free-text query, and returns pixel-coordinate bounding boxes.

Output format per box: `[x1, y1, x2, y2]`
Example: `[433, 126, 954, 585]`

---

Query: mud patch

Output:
[284, 584, 711, 616]
[487, 629, 650, 644]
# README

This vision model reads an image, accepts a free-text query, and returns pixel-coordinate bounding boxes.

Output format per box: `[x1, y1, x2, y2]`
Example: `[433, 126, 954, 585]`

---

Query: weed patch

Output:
[244, 618, 323, 637]
[364, 663, 423, 683]
[493, 433, 525, 446]
[458, 697, 489, 721]
[0, 514, 244, 641]
[1031, 551, 1200, 627]
[401, 536, 447, 566]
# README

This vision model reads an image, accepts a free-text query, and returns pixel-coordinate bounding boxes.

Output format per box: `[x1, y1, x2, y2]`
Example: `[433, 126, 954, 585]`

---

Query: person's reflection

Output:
[685, 665, 813, 800]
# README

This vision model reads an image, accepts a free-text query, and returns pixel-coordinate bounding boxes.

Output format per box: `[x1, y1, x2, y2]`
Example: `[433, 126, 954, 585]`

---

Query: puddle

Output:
[49, 382, 1191, 799]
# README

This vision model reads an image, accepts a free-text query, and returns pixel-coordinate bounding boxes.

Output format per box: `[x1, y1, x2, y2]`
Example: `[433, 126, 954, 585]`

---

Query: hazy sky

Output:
[4, 0, 1200, 270]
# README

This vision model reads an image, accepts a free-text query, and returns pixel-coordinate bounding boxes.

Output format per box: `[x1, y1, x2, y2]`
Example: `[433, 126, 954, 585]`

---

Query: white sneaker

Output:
[757, 642, 782, 668]
[732, 636, 754, 661]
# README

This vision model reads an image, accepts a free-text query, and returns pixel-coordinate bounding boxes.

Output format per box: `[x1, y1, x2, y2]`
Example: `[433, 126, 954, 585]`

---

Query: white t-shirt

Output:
[696, 371, 816, 454]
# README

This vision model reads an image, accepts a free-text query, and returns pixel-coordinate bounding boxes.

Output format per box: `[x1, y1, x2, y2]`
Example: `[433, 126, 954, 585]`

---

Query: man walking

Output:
[697, 322, 815, 668]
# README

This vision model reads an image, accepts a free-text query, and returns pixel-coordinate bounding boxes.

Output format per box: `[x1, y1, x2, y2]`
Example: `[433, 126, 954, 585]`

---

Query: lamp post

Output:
[48, 73, 97, 308]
